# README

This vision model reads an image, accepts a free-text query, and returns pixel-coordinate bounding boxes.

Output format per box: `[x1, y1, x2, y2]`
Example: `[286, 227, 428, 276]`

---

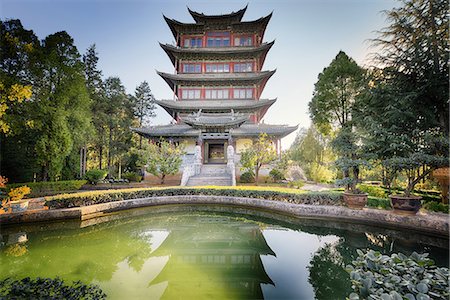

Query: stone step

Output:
[186, 174, 232, 186]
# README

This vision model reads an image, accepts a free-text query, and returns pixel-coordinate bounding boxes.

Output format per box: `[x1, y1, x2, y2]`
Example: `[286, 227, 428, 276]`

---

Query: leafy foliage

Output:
[269, 168, 285, 182]
[240, 133, 277, 185]
[146, 140, 185, 184]
[84, 169, 107, 185]
[309, 51, 365, 135]
[7, 180, 86, 197]
[422, 201, 449, 214]
[239, 171, 255, 183]
[7, 185, 31, 202]
[122, 171, 142, 182]
[0, 277, 106, 299]
[346, 249, 449, 300]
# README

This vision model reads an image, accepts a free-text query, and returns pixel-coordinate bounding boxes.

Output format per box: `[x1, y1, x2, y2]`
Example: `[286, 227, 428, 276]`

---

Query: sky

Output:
[1, 0, 398, 148]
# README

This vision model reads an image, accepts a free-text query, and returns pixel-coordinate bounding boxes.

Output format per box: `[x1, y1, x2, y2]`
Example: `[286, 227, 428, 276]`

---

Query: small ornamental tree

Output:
[332, 126, 368, 193]
[146, 139, 185, 184]
[240, 133, 277, 185]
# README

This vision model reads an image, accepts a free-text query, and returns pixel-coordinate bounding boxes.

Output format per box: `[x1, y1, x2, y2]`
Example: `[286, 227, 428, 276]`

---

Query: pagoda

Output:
[133, 6, 297, 184]
[148, 214, 275, 299]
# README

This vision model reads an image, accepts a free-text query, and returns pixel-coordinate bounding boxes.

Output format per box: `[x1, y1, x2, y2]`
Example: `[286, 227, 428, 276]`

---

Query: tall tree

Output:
[309, 51, 365, 136]
[83, 44, 107, 169]
[309, 51, 366, 191]
[356, 0, 449, 195]
[32, 31, 92, 180]
[103, 77, 133, 178]
[131, 81, 156, 148]
[372, 0, 448, 135]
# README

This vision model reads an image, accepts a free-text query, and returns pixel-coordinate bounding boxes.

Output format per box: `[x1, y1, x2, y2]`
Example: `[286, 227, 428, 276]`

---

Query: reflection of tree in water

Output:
[0, 221, 153, 282]
[307, 239, 353, 300]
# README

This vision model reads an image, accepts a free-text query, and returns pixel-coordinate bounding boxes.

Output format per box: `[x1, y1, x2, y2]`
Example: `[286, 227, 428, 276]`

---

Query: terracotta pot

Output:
[343, 192, 368, 209]
[9, 200, 29, 213]
[389, 195, 422, 215]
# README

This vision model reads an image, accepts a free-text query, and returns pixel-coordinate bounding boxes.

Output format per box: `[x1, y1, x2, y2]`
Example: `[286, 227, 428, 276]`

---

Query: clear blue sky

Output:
[1, 0, 398, 148]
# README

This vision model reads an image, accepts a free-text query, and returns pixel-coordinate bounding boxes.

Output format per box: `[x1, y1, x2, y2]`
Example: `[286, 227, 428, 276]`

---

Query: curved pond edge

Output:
[1, 195, 448, 237]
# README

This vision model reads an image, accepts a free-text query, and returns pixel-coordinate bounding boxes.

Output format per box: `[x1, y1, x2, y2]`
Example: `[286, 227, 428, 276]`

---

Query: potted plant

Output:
[333, 128, 369, 209]
[384, 152, 448, 214]
[7, 185, 32, 213]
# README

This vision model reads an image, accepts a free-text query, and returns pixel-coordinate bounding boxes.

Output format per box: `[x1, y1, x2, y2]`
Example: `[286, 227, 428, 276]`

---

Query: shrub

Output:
[239, 171, 255, 183]
[367, 197, 392, 210]
[7, 180, 87, 197]
[8, 186, 31, 201]
[288, 180, 305, 189]
[122, 172, 142, 182]
[358, 184, 387, 198]
[0, 277, 106, 299]
[85, 169, 107, 185]
[269, 168, 285, 182]
[346, 249, 449, 300]
[44, 187, 344, 209]
[422, 201, 449, 214]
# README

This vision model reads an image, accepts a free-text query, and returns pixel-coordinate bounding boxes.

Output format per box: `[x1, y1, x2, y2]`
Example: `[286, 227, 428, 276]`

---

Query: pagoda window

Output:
[183, 63, 201, 73]
[234, 88, 253, 99]
[206, 31, 230, 47]
[234, 36, 253, 46]
[233, 62, 253, 72]
[181, 89, 201, 99]
[183, 37, 202, 48]
[205, 63, 230, 73]
[205, 89, 229, 99]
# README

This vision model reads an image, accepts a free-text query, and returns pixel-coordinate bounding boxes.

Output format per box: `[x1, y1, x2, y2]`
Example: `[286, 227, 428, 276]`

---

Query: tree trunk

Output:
[41, 164, 49, 182]
[161, 174, 165, 184]
[255, 166, 259, 186]
[99, 146, 103, 170]
[107, 127, 112, 178]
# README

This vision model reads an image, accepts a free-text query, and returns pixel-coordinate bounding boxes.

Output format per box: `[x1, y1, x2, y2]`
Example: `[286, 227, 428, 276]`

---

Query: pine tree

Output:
[131, 81, 156, 148]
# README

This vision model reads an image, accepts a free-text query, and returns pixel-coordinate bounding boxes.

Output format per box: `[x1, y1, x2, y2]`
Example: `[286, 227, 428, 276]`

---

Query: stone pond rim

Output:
[1, 195, 448, 237]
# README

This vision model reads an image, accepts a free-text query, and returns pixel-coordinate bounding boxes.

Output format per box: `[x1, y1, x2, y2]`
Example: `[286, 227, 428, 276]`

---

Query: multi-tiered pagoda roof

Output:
[133, 6, 297, 142]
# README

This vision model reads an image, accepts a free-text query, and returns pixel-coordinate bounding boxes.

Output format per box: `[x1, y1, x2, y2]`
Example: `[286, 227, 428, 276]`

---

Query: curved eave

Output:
[231, 124, 299, 138]
[188, 5, 247, 23]
[160, 41, 275, 67]
[131, 125, 199, 138]
[181, 115, 248, 129]
[157, 70, 276, 91]
[163, 13, 273, 41]
[155, 99, 276, 117]
[233, 13, 272, 36]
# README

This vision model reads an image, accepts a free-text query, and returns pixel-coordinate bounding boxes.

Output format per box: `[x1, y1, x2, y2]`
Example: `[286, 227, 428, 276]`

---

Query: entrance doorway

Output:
[204, 141, 227, 164]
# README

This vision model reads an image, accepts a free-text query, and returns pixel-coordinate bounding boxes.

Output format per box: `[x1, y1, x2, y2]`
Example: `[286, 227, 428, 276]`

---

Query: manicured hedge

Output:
[0, 277, 106, 299]
[6, 180, 87, 197]
[44, 186, 344, 209]
[367, 197, 392, 210]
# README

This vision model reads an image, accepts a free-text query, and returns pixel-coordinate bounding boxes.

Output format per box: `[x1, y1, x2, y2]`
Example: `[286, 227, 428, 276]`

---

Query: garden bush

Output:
[84, 169, 107, 184]
[44, 187, 344, 209]
[367, 197, 392, 210]
[269, 168, 285, 182]
[6, 180, 87, 197]
[346, 249, 449, 300]
[122, 172, 142, 182]
[358, 184, 387, 198]
[422, 201, 449, 214]
[0, 277, 106, 299]
[239, 171, 255, 183]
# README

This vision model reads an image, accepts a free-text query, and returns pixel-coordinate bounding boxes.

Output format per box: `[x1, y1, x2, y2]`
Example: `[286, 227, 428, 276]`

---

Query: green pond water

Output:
[0, 205, 448, 299]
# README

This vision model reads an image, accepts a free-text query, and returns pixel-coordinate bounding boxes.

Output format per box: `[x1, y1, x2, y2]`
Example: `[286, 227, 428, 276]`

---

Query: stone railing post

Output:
[227, 145, 236, 186]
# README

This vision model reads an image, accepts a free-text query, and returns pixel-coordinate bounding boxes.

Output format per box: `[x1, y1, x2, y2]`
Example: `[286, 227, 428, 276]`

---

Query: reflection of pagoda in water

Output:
[149, 215, 275, 299]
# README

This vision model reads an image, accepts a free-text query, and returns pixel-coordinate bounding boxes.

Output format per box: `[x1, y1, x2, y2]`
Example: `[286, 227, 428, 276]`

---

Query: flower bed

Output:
[44, 186, 344, 209]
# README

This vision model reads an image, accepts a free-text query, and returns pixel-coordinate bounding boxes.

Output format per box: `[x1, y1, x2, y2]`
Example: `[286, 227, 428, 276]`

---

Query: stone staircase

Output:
[186, 164, 232, 186]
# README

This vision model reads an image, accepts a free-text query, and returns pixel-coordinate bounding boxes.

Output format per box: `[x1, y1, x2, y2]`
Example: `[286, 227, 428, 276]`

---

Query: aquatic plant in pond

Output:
[0, 277, 106, 299]
[346, 249, 449, 300]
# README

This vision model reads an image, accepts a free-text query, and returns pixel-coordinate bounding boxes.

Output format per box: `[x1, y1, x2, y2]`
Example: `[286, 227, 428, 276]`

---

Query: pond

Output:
[0, 205, 448, 299]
